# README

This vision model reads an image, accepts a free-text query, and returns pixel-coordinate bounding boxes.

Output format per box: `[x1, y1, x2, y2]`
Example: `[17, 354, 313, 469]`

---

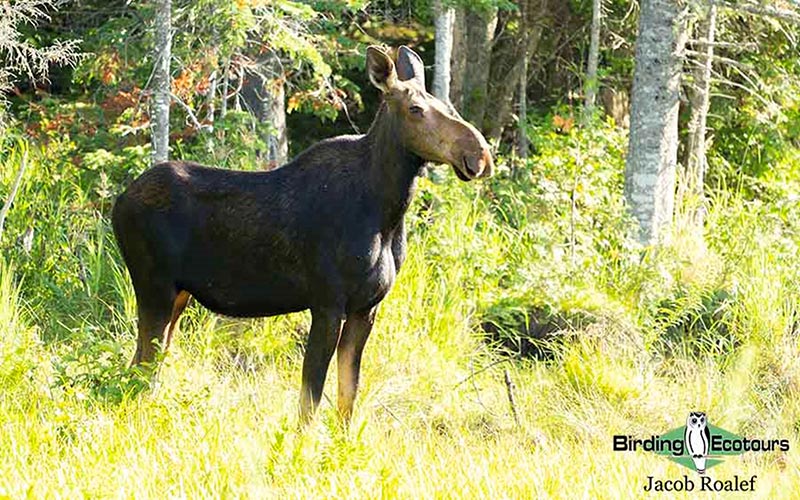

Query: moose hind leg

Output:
[130, 290, 175, 367]
[164, 290, 191, 351]
[299, 307, 345, 424]
[337, 307, 376, 425]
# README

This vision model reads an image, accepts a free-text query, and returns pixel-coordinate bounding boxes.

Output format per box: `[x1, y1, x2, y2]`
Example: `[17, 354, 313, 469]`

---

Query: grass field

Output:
[1, 126, 799, 498]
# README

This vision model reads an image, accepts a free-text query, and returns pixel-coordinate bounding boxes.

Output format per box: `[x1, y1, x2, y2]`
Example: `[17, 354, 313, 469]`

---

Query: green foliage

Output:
[53, 338, 151, 404]
[705, 12, 800, 198]
[484, 112, 637, 300]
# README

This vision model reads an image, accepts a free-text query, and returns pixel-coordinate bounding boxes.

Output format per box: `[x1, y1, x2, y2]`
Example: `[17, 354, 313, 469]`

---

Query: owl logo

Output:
[685, 412, 710, 474]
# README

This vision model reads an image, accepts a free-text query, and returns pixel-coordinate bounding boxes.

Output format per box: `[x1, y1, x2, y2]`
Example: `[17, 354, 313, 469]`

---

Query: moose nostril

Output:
[463, 156, 482, 177]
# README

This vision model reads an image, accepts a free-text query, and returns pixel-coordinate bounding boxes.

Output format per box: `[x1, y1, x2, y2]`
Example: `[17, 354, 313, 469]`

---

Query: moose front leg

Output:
[299, 307, 345, 424]
[336, 307, 377, 425]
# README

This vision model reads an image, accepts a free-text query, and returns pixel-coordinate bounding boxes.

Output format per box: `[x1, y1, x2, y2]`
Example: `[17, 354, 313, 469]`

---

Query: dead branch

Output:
[0, 148, 29, 245]
[685, 49, 752, 71]
[712, 0, 800, 23]
[503, 369, 520, 427]
[454, 357, 510, 388]
[170, 93, 211, 132]
[687, 39, 758, 51]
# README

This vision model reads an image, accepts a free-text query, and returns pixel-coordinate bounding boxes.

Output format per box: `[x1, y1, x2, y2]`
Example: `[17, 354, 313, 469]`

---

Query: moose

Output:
[112, 46, 493, 424]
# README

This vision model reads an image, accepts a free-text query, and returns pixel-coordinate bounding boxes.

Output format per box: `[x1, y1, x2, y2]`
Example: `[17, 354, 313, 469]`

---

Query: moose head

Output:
[366, 45, 494, 181]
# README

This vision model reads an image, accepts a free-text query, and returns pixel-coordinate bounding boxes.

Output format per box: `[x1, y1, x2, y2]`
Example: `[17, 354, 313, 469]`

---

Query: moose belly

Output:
[178, 259, 310, 318]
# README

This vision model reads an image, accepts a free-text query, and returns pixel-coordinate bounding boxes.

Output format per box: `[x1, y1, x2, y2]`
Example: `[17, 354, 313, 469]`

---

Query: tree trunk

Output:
[234, 65, 243, 112]
[241, 51, 288, 168]
[599, 87, 630, 128]
[206, 69, 217, 125]
[680, 4, 717, 227]
[450, 7, 468, 111]
[450, 7, 467, 112]
[432, 0, 455, 103]
[517, 1, 531, 157]
[517, 47, 529, 158]
[484, 0, 546, 142]
[485, 32, 543, 141]
[461, 7, 498, 128]
[221, 58, 230, 118]
[150, 0, 171, 165]
[624, 0, 688, 245]
[583, 0, 602, 122]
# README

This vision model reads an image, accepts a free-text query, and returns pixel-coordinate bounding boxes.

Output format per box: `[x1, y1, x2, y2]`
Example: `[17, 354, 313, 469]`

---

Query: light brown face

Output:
[366, 46, 494, 181]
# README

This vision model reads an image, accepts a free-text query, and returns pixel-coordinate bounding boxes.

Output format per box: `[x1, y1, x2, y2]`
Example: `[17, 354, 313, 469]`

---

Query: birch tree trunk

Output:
[624, 0, 688, 245]
[264, 62, 287, 168]
[150, 0, 171, 165]
[583, 0, 602, 122]
[680, 5, 717, 227]
[432, 0, 455, 103]
[261, 52, 287, 168]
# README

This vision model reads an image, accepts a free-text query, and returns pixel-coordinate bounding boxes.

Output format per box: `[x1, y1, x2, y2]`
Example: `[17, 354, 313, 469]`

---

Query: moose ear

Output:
[396, 45, 426, 91]
[366, 46, 397, 92]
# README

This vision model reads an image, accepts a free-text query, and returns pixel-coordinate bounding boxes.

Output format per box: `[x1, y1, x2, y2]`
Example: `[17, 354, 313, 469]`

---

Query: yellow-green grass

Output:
[1, 140, 799, 498]
[1, 225, 799, 498]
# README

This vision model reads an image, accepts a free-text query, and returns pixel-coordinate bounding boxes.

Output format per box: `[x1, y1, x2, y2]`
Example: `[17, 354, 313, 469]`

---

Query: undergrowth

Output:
[0, 116, 798, 497]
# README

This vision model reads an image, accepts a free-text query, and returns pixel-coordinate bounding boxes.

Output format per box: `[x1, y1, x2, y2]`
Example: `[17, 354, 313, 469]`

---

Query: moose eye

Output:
[409, 105, 424, 116]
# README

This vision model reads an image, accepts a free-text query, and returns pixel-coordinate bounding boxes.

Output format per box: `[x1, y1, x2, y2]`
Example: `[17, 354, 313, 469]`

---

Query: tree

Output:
[461, 7, 498, 126]
[517, 0, 532, 157]
[432, 0, 455, 103]
[583, 0, 602, 122]
[485, 0, 547, 142]
[241, 50, 288, 167]
[450, 7, 468, 110]
[151, 0, 172, 165]
[679, 4, 716, 227]
[451, 0, 549, 142]
[624, 0, 688, 244]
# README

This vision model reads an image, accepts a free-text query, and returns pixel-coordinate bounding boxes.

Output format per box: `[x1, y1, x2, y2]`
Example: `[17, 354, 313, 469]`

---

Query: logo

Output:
[613, 411, 790, 492]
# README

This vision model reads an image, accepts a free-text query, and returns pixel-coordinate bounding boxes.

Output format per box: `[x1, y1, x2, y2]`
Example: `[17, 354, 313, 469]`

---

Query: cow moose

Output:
[112, 46, 493, 424]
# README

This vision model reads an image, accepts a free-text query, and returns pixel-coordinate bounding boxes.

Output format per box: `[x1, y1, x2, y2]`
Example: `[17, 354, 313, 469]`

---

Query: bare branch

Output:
[687, 39, 758, 51]
[685, 49, 753, 71]
[503, 369, 520, 427]
[712, 0, 800, 23]
[170, 92, 211, 132]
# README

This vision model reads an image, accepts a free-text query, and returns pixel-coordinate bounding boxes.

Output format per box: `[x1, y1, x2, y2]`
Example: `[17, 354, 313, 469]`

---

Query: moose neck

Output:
[366, 103, 425, 231]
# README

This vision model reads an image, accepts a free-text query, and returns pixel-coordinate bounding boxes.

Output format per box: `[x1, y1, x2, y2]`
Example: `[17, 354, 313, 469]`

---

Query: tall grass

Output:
[0, 122, 798, 497]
